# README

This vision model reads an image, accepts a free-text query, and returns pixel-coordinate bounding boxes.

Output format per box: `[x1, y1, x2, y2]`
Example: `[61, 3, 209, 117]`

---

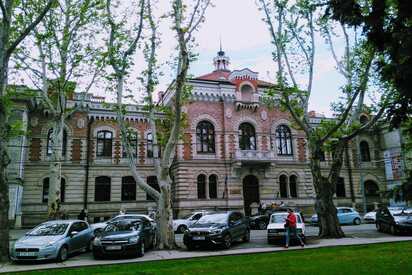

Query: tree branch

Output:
[6, 0, 56, 58]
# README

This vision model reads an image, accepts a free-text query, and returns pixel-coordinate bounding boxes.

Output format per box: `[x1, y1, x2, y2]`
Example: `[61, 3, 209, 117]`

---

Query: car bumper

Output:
[10, 247, 59, 261]
[363, 218, 375, 223]
[396, 223, 412, 232]
[183, 234, 225, 247]
[93, 243, 139, 258]
[267, 231, 304, 241]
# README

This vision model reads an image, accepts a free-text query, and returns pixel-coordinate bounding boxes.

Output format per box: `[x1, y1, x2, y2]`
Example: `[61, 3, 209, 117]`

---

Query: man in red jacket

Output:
[285, 208, 305, 248]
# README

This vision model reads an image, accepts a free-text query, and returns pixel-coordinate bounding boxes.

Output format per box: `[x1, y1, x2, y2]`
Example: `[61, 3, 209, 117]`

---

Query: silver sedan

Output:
[10, 220, 93, 262]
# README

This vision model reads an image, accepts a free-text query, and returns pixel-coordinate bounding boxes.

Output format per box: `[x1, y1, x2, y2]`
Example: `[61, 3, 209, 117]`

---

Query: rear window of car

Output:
[270, 214, 302, 223]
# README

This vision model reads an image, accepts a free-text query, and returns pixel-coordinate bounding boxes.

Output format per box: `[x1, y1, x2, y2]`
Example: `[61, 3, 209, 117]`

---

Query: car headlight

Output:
[210, 228, 223, 235]
[44, 240, 58, 248]
[128, 236, 139, 244]
[93, 238, 101, 246]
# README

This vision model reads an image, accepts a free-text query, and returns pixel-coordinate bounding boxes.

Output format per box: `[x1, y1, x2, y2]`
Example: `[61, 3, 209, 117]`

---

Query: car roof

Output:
[43, 219, 84, 224]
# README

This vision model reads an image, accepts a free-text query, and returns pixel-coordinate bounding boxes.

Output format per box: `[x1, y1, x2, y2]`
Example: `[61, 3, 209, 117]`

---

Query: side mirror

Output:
[70, 231, 79, 237]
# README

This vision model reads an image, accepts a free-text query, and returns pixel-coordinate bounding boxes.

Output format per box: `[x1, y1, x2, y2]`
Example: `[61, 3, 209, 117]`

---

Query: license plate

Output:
[193, 236, 205, 240]
[17, 252, 37, 257]
[105, 245, 122, 250]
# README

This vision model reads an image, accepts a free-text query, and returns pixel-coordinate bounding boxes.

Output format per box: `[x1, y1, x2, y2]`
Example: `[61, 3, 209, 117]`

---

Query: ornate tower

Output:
[213, 42, 230, 71]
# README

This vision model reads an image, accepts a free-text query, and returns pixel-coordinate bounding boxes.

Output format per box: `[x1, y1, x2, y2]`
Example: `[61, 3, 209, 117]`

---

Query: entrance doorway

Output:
[243, 175, 260, 216]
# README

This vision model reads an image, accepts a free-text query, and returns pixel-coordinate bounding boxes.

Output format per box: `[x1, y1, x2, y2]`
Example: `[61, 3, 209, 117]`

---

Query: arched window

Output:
[96, 131, 113, 157]
[336, 177, 346, 198]
[360, 141, 371, 162]
[197, 174, 206, 199]
[121, 176, 136, 201]
[365, 181, 379, 197]
[209, 174, 218, 199]
[196, 121, 215, 153]
[276, 125, 293, 156]
[42, 177, 66, 203]
[122, 131, 138, 158]
[239, 123, 256, 150]
[289, 175, 298, 198]
[146, 176, 160, 201]
[147, 133, 153, 158]
[95, 176, 111, 201]
[47, 128, 67, 156]
[279, 175, 288, 198]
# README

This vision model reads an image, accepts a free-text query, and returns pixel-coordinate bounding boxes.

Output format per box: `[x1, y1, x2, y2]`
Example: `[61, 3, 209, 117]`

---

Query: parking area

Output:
[3, 223, 407, 272]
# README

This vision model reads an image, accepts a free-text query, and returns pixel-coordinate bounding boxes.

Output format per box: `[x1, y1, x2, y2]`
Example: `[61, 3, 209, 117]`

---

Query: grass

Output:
[14, 242, 412, 275]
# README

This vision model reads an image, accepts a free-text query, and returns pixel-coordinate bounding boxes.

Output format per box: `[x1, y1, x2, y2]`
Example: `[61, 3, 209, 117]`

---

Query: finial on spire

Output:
[214, 38, 230, 71]
[220, 35, 222, 52]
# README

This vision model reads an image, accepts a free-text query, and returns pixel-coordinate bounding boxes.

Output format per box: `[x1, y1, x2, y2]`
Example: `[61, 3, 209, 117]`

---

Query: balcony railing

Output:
[234, 150, 276, 163]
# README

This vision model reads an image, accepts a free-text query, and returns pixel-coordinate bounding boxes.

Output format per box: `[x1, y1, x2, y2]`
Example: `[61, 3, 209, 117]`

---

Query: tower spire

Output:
[214, 37, 230, 71]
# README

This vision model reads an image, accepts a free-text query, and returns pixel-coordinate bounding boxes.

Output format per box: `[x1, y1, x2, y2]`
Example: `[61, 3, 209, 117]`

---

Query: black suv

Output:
[183, 211, 250, 250]
[92, 218, 155, 259]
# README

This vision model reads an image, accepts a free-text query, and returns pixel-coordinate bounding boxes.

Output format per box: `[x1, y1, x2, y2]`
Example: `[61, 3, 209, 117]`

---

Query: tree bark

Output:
[157, 175, 175, 249]
[314, 177, 345, 238]
[309, 140, 345, 238]
[47, 116, 64, 219]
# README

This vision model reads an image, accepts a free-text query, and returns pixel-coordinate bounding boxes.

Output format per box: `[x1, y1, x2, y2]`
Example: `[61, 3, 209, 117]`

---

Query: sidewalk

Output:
[1, 236, 411, 273]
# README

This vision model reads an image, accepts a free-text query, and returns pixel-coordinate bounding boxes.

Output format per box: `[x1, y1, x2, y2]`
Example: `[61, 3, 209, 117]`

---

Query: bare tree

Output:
[105, 0, 211, 249]
[257, 0, 386, 238]
[0, 0, 56, 262]
[14, 0, 104, 218]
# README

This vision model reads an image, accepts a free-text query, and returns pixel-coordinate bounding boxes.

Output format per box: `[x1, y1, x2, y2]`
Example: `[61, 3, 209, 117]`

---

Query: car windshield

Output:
[271, 213, 302, 223]
[105, 221, 142, 232]
[393, 209, 412, 216]
[271, 214, 288, 223]
[196, 214, 227, 225]
[28, 223, 69, 236]
[182, 213, 195, 219]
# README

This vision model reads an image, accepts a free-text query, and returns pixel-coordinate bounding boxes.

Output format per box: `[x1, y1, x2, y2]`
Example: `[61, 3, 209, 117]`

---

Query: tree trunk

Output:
[309, 140, 345, 238]
[314, 177, 345, 238]
[157, 174, 175, 249]
[0, 104, 10, 262]
[48, 118, 64, 219]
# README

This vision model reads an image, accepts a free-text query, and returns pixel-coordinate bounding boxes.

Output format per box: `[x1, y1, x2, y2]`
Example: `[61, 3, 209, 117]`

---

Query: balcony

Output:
[234, 150, 276, 164]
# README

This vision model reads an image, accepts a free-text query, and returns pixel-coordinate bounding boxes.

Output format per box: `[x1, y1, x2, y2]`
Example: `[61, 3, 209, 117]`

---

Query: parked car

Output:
[267, 212, 305, 244]
[183, 211, 250, 250]
[363, 211, 377, 223]
[311, 207, 361, 225]
[375, 207, 412, 235]
[92, 217, 156, 259]
[91, 214, 156, 234]
[249, 207, 298, 230]
[10, 220, 93, 262]
[173, 211, 213, 233]
[363, 207, 404, 223]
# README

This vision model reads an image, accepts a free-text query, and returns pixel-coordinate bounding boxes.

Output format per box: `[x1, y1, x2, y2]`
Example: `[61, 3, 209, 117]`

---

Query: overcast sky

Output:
[154, 0, 346, 116]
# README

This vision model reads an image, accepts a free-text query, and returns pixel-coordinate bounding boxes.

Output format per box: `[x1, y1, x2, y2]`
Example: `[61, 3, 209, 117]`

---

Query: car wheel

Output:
[223, 234, 232, 249]
[243, 230, 250, 243]
[57, 245, 68, 262]
[177, 225, 187, 234]
[258, 221, 267, 230]
[353, 218, 361, 225]
[137, 241, 145, 257]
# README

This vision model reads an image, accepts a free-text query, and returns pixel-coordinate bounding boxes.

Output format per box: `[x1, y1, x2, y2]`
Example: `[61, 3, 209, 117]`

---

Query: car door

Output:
[228, 212, 244, 239]
[340, 208, 350, 224]
[67, 222, 83, 252]
[77, 222, 91, 249]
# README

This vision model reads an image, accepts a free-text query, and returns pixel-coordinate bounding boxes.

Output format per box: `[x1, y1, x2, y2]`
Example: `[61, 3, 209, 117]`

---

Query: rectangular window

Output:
[336, 177, 346, 198]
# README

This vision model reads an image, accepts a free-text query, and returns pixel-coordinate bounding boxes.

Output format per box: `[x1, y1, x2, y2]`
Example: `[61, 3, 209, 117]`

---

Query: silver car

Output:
[10, 220, 93, 262]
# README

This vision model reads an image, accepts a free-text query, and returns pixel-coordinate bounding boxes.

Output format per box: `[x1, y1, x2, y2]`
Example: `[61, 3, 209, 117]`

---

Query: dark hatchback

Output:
[92, 218, 155, 259]
[376, 207, 412, 235]
[183, 211, 250, 250]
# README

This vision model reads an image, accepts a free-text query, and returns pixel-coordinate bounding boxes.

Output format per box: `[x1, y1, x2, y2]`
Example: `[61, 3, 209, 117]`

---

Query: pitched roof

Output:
[195, 70, 231, 81]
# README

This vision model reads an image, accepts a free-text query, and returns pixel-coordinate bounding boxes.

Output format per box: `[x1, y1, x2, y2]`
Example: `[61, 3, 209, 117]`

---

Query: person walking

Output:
[284, 208, 304, 248]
